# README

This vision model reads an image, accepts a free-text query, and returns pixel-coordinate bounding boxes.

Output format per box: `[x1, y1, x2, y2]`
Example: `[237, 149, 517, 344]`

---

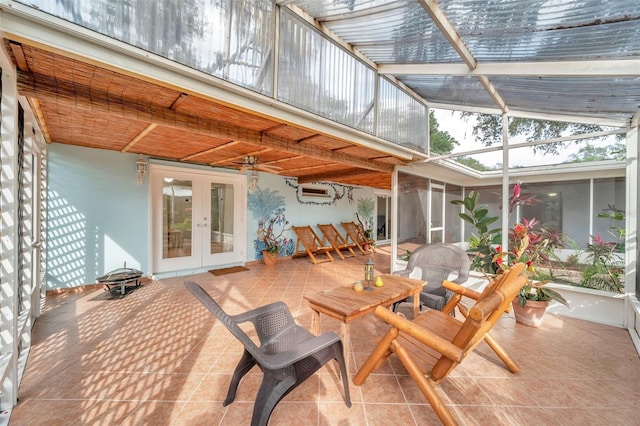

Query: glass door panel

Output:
[162, 178, 193, 259]
[210, 183, 235, 254]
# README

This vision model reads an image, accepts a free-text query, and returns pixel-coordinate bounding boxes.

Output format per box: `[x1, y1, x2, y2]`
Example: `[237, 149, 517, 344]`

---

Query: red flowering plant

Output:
[494, 217, 569, 307]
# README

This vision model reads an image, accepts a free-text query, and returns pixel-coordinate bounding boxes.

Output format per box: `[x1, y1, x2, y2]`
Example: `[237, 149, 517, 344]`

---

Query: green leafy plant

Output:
[581, 233, 623, 292]
[451, 191, 501, 273]
[596, 204, 625, 252]
[493, 218, 569, 307]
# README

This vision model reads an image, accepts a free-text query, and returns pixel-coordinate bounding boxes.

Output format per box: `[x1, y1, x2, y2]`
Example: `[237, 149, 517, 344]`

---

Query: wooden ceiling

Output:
[6, 39, 419, 190]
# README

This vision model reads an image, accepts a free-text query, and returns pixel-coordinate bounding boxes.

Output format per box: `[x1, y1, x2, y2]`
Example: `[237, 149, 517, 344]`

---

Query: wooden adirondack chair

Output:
[318, 223, 357, 259]
[291, 225, 334, 264]
[341, 221, 375, 255]
[353, 264, 527, 426]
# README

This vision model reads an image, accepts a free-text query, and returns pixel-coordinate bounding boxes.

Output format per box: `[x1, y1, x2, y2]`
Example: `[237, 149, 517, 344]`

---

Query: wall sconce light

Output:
[364, 258, 374, 288]
[249, 170, 259, 192]
[136, 155, 148, 184]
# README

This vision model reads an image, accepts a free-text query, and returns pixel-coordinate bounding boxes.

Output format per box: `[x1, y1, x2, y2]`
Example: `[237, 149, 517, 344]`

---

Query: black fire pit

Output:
[97, 263, 143, 296]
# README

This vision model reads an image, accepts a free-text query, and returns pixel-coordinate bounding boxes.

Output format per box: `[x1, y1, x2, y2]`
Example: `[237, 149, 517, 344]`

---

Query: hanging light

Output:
[136, 155, 148, 184]
[364, 258, 375, 284]
[249, 170, 259, 192]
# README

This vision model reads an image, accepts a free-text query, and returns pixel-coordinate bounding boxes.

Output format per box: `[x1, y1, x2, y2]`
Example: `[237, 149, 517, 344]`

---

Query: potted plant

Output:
[259, 218, 289, 266]
[262, 242, 280, 266]
[494, 218, 569, 327]
[451, 190, 502, 273]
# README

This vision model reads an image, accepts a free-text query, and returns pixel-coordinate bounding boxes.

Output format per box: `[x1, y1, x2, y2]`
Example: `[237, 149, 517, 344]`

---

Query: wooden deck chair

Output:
[291, 225, 334, 264]
[341, 221, 375, 255]
[353, 264, 527, 426]
[318, 223, 357, 260]
[439, 266, 523, 374]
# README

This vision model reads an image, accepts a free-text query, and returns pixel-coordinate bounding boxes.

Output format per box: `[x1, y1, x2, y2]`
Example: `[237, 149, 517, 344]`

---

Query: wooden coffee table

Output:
[304, 274, 424, 373]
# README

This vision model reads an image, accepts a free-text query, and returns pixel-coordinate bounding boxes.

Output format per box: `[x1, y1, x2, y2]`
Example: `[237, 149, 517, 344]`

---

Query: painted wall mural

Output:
[248, 187, 295, 259]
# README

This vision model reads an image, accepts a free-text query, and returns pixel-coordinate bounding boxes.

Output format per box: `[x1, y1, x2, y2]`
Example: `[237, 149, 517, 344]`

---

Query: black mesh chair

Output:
[393, 243, 471, 312]
[184, 281, 351, 426]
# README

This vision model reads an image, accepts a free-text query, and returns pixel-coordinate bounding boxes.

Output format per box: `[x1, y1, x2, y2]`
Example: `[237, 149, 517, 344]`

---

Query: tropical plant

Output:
[581, 233, 624, 292]
[493, 218, 569, 308]
[596, 204, 625, 251]
[451, 191, 501, 273]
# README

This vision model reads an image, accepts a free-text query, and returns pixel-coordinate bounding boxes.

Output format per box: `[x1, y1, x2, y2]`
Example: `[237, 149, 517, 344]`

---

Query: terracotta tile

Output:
[121, 401, 186, 426]
[363, 403, 416, 425]
[318, 402, 367, 425]
[358, 374, 406, 404]
[72, 400, 143, 425]
[170, 401, 228, 426]
[14, 253, 640, 425]
[189, 373, 234, 402]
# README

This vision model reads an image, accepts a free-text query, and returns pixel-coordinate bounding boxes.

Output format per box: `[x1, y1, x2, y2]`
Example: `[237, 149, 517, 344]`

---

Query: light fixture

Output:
[249, 170, 259, 192]
[136, 155, 148, 184]
[364, 258, 375, 288]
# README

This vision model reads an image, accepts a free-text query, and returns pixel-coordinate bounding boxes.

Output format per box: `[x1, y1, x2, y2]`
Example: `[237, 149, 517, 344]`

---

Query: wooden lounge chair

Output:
[291, 225, 334, 264]
[341, 221, 375, 255]
[318, 223, 356, 260]
[353, 264, 527, 426]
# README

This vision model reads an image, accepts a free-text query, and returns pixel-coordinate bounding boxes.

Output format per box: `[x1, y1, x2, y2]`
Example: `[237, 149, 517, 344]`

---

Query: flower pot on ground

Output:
[512, 299, 549, 327]
[493, 214, 570, 327]
[262, 249, 279, 266]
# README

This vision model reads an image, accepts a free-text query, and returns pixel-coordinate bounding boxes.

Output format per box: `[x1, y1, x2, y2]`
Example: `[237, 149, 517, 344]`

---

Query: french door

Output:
[151, 165, 246, 273]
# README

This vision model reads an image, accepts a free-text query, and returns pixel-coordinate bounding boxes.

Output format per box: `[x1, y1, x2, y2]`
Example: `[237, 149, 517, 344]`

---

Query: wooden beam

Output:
[9, 41, 29, 72]
[285, 164, 332, 173]
[121, 123, 157, 152]
[297, 168, 383, 184]
[25, 98, 51, 143]
[17, 72, 394, 173]
[169, 93, 189, 111]
[210, 148, 272, 166]
[180, 140, 240, 161]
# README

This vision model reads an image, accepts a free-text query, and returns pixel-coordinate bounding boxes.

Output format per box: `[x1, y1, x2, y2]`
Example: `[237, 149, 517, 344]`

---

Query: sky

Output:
[431, 109, 620, 168]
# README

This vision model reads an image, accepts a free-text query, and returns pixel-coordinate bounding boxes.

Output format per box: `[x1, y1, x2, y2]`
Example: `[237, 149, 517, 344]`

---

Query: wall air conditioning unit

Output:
[300, 185, 331, 198]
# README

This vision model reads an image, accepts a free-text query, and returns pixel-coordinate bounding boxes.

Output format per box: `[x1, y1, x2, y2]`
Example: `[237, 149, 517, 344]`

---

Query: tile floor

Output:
[11, 251, 640, 425]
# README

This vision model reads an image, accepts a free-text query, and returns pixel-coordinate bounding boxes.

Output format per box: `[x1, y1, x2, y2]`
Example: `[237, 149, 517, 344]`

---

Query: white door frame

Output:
[428, 182, 445, 243]
[150, 164, 246, 273]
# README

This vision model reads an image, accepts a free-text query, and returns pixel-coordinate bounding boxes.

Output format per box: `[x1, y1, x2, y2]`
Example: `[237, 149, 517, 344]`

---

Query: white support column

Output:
[0, 44, 20, 412]
[501, 114, 510, 250]
[391, 166, 398, 271]
[589, 178, 594, 241]
[625, 124, 639, 351]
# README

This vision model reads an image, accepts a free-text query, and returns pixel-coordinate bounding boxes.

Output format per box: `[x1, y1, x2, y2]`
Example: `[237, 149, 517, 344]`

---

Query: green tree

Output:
[565, 142, 626, 163]
[429, 111, 458, 155]
[454, 156, 494, 171]
[460, 113, 614, 155]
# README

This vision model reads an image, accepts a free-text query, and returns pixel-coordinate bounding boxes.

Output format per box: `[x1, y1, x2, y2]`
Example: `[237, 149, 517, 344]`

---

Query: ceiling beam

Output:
[416, 0, 507, 113]
[379, 60, 640, 77]
[211, 148, 272, 166]
[426, 101, 630, 128]
[121, 123, 157, 152]
[180, 140, 240, 161]
[17, 71, 394, 173]
[297, 168, 380, 184]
